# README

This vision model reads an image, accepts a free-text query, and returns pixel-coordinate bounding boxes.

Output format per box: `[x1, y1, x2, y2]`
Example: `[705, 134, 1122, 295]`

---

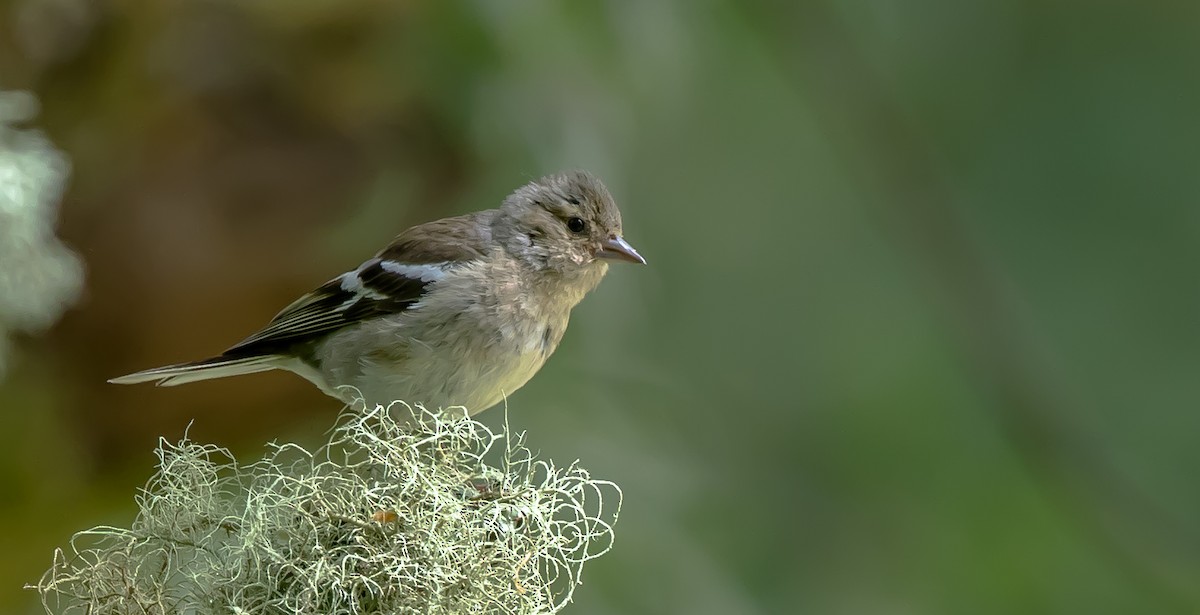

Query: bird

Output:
[110, 170, 645, 415]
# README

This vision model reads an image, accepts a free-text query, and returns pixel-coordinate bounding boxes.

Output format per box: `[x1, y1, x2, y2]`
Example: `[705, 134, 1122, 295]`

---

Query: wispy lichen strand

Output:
[36, 403, 621, 615]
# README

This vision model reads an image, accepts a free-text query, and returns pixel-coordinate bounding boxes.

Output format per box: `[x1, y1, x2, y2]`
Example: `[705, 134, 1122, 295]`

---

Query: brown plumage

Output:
[110, 170, 646, 415]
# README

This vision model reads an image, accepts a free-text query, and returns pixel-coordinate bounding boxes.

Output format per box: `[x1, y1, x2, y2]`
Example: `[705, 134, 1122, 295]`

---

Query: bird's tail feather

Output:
[108, 355, 284, 387]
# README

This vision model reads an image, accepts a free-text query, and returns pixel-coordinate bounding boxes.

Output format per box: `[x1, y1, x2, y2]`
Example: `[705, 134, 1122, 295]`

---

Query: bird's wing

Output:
[223, 211, 495, 357]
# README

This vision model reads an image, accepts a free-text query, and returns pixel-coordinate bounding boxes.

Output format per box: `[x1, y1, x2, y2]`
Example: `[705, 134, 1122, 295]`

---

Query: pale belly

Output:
[306, 309, 559, 416]
[354, 342, 549, 415]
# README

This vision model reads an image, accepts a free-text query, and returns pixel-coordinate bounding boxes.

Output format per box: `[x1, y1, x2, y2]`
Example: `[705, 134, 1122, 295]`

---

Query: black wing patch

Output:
[222, 259, 437, 357]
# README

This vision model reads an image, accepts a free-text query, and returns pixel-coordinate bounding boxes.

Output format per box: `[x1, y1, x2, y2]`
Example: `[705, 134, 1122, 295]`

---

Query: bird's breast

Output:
[322, 259, 578, 413]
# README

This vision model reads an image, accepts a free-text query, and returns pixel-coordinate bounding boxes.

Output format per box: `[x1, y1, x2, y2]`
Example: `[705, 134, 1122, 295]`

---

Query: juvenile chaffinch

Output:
[110, 170, 645, 414]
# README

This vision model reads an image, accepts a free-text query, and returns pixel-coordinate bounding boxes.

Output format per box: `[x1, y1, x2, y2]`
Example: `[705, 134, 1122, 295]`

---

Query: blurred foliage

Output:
[3, 0, 1200, 613]
[0, 90, 81, 375]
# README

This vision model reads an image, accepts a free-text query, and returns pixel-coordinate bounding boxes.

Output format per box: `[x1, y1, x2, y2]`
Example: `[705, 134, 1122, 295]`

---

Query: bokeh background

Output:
[3, 1, 1200, 613]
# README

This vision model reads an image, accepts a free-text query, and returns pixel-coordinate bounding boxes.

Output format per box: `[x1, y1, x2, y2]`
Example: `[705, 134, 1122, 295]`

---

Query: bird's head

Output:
[497, 170, 645, 277]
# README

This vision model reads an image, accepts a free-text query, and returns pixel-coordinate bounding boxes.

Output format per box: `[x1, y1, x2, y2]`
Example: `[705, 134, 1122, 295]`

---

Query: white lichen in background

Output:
[36, 403, 622, 615]
[0, 90, 83, 376]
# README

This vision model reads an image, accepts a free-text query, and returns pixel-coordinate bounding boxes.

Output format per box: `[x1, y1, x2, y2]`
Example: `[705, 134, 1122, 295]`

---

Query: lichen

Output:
[36, 403, 621, 614]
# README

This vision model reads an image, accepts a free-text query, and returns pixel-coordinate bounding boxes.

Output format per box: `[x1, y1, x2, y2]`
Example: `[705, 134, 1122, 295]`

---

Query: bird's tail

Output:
[108, 355, 284, 387]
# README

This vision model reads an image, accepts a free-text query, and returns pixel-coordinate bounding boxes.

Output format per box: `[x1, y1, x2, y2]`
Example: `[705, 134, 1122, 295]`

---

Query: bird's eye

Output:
[566, 217, 586, 233]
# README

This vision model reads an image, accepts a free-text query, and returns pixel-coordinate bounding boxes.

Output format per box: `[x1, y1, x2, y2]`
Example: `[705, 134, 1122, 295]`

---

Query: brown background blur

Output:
[3, 1, 1200, 613]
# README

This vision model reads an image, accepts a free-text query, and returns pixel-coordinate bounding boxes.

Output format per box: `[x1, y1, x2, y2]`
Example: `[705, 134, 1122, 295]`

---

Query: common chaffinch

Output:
[111, 170, 645, 414]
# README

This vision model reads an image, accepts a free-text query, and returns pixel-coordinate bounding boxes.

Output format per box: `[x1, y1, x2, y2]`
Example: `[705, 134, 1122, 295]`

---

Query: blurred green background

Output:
[3, 0, 1200, 613]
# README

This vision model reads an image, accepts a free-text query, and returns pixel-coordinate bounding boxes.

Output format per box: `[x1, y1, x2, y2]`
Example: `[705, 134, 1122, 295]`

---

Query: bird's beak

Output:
[596, 235, 646, 264]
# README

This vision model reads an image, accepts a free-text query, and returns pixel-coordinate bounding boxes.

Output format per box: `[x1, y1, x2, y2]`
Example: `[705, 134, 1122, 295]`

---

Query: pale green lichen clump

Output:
[35, 404, 621, 614]
[0, 90, 83, 376]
